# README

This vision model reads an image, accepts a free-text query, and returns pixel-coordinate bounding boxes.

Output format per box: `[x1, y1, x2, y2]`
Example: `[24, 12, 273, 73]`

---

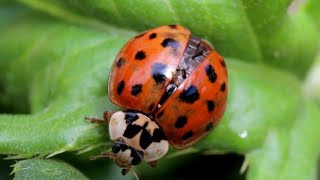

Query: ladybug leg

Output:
[147, 160, 157, 167]
[121, 168, 131, 175]
[90, 151, 139, 179]
[85, 111, 113, 124]
[103, 111, 113, 122]
[90, 152, 115, 160]
[122, 167, 139, 180]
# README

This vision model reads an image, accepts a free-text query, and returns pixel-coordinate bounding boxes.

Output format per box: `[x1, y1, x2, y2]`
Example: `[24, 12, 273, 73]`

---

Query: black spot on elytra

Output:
[205, 65, 217, 83]
[175, 116, 188, 128]
[207, 100, 215, 112]
[117, 80, 125, 95]
[123, 124, 142, 138]
[158, 84, 177, 106]
[182, 131, 193, 140]
[140, 123, 153, 149]
[135, 32, 146, 38]
[149, 33, 157, 40]
[220, 59, 226, 68]
[131, 84, 142, 96]
[161, 38, 179, 49]
[206, 122, 214, 131]
[151, 63, 168, 84]
[168, 25, 177, 29]
[135, 50, 146, 60]
[124, 111, 139, 124]
[221, 82, 226, 92]
[116, 57, 125, 68]
[156, 111, 164, 118]
[179, 85, 199, 104]
[153, 128, 167, 142]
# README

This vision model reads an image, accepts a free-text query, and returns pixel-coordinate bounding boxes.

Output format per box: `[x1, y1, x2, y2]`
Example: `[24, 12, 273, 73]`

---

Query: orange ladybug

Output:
[86, 25, 228, 176]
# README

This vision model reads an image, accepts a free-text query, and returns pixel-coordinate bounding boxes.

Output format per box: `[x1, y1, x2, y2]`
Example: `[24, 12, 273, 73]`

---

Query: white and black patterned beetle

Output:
[86, 110, 169, 176]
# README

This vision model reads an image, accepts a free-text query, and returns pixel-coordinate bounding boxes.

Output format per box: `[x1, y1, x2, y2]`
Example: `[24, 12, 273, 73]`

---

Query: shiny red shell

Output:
[108, 25, 228, 149]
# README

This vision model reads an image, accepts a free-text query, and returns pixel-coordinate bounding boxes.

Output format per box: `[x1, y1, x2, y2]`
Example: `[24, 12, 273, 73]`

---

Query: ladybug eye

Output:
[112, 143, 121, 153]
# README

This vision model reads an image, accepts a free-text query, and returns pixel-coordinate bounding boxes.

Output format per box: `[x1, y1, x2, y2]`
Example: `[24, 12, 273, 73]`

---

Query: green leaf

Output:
[0, 1, 320, 180]
[304, 53, 320, 104]
[247, 101, 320, 180]
[18, 0, 320, 77]
[12, 159, 89, 179]
[305, 0, 320, 30]
[0, 5, 130, 157]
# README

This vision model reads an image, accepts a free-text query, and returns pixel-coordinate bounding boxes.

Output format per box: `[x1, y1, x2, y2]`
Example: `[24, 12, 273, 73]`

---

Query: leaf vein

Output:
[110, 0, 126, 25]
[238, 0, 263, 62]
[163, 0, 181, 23]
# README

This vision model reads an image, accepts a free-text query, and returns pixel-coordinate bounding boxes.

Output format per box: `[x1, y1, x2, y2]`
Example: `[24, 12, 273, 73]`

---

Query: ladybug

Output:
[86, 25, 228, 175]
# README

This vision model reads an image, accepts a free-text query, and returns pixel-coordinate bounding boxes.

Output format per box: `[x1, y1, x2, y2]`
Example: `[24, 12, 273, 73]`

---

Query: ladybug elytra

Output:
[86, 25, 228, 176]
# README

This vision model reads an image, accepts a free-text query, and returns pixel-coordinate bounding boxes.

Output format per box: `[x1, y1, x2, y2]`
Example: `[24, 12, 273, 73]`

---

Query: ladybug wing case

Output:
[108, 25, 228, 150]
[155, 51, 228, 149]
[108, 25, 190, 114]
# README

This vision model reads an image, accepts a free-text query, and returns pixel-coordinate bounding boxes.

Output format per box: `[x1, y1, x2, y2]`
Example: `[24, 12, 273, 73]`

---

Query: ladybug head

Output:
[111, 139, 143, 168]
[90, 139, 142, 178]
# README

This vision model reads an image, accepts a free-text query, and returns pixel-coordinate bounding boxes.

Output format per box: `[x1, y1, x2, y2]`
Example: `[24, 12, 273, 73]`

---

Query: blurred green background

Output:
[0, 0, 319, 179]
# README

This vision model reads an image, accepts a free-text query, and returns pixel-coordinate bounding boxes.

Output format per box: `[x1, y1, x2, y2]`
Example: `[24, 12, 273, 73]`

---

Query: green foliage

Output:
[13, 159, 89, 180]
[0, 0, 319, 179]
